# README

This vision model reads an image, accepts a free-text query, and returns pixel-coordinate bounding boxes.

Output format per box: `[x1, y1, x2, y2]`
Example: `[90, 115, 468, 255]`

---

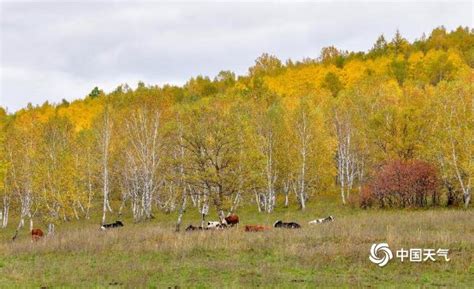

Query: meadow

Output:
[0, 195, 473, 288]
[1, 25, 473, 288]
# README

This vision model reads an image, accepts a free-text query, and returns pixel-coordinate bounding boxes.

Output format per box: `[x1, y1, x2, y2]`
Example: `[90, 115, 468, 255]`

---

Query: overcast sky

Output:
[0, 1, 472, 112]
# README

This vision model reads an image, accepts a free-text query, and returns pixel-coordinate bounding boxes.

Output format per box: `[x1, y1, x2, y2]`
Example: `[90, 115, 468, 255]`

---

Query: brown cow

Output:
[244, 225, 270, 232]
[224, 214, 239, 227]
[31, 228, 44, 241]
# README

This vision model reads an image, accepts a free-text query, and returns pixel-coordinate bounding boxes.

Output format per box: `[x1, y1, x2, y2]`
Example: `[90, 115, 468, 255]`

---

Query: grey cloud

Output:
[0, 1, 472, 111]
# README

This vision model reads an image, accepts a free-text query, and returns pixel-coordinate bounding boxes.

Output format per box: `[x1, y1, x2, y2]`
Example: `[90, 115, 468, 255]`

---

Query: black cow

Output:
[101, 221, 124, 230]
[273, 220, 301, 229]
[185, 224, 211, 231]
[185, 225, 199, 231]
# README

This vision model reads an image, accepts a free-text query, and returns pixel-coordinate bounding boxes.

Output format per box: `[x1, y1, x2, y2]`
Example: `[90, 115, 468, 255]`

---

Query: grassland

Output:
[0, 195, 473, 288]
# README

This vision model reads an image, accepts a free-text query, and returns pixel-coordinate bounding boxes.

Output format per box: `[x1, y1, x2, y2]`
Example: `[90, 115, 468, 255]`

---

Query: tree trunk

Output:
[85, 171, 93, 219]
[296, 108, 311, 210]
[255, 189, 262, 213]
[86, 194, 92, 220]
[265, 138, 276, 213]
[464, 190, 471, 208]
[213, 187, 226, 223]
[48, 223, 55, 236]
[218, 209, 225, 223]
[16, 217, 24, 232]
[450, 135, 471, 208]
[102, 170, 109, 225]
[229, 191, 241, 215]
[299, 151, 307, 210]
[200, 200, 209, 228]
[446, 185, 456, 207]
[299, 191, 306, 210]
[175, 188, 187, 232]
[283, 180, 290, 208]
[29, 214, 33, 232]
[1, 196, 9, 228]
[101, 105, 112, 225]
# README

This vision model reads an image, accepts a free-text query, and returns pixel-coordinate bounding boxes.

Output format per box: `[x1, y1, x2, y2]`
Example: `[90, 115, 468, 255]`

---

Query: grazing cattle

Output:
[185, 225, 205, 231]
[273, 220, 301, 229]
[186, 222, 230, 231]
[207, 221, 227, 229]
[244, 225, 270, 232]
[224, 214, 239, 227]
[308, 216, 335, 225]
[101, 221, 124, 230]
[185, 224, 197, 231]
[31, 228, 44, 241]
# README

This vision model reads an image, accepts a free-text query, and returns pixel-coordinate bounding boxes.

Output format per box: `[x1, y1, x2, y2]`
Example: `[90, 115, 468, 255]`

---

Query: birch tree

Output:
[1, 188, 9, 228]
[5, 111, 39, 236]
[433, 81, 473, 208]
[123, 107, 162, 221]
[335, 123, 367, 204]
[173, 115, 189, 231]
[74, 130, 99, 219]
[182, 104, 241, 222]
[254, 103, 283, 213]
[293, 99, 314, 210]
[0, 109, 9, 228]
[291, 97, 335, 209]
[334, 111, 359, 205]
[36, 114, 76, 235]
[98, 103, 113, 224]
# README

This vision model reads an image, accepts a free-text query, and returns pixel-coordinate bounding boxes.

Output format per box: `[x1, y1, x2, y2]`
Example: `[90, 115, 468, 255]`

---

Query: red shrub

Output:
[363, 160, 439, 208]
[359, 186, 375, 209]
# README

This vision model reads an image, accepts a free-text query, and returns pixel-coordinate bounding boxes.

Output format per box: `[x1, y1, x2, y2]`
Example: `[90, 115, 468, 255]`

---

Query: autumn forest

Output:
[0, 27, 472, 234]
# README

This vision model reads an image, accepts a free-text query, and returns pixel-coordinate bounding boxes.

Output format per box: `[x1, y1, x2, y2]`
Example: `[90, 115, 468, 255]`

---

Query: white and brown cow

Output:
[308, 216, 335, 224]
[207, 221, 226, 229]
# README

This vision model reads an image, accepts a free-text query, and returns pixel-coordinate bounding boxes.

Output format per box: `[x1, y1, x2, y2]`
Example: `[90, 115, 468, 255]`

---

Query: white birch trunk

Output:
[48, 223, 55, 236]
[124, 109, 162, 221]
[101, 105, 112, 225]
[1, 195, 9, 228]
[296, 109, 311, 210]
[175, 187, 187, 232]
[450, 136, 472, 208]
[255, 189, 262, 212]
[335, 112, 359, 205]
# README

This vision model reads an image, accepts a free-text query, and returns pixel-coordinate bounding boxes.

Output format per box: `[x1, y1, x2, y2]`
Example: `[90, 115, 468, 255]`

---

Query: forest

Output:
[0, 26, 472, 235]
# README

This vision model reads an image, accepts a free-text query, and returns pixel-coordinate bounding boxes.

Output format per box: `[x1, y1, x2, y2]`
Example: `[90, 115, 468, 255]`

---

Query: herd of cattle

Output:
[184, 214, 335, 232]
[27, 215, 335, 241]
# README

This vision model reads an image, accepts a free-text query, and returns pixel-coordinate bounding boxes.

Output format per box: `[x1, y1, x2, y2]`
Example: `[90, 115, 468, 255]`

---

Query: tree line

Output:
[0, 26, 472, 234]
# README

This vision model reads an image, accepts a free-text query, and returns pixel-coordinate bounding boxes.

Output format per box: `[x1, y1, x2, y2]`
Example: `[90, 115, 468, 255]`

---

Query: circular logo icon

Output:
[369, 243, 393, 267]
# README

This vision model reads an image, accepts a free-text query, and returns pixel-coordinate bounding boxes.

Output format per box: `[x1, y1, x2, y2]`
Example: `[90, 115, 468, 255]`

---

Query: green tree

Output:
[322, 72, 344, 97]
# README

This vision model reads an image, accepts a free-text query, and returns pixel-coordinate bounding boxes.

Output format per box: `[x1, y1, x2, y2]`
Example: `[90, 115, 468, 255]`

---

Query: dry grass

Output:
[0, 208, 473, 288]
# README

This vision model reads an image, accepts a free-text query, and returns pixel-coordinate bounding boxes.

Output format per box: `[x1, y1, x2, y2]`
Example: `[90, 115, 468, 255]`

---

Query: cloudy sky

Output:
[0, 1, 472, 112]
